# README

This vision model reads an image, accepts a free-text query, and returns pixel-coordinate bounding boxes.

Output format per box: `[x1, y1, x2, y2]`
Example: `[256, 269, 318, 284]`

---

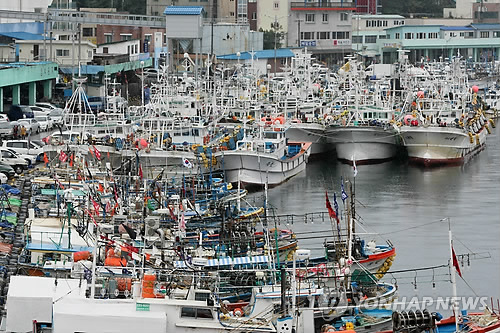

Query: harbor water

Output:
[250, 125, 500, 308]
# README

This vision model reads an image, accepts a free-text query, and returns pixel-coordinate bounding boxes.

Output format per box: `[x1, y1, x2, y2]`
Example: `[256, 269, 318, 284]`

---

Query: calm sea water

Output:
[250, 124, 500, 308]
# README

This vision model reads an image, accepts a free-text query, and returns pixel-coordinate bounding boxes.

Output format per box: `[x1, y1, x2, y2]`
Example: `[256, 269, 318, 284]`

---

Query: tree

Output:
[75, 0, 145, 15]
[381, 0, 455, 17]
[260, 29, 283, 50]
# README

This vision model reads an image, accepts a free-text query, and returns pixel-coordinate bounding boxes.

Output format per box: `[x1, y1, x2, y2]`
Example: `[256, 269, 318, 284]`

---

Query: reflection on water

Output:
[250, 125, 500, 303]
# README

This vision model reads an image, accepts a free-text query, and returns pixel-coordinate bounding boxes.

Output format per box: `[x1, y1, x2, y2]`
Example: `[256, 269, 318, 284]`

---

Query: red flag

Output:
[69, 154, 74, 167]
[88, 147, 94, 157]
[452, 246, 462, 278]
[43, 152, 49, 165]
[93, 146, 101, 160]
[59, 151, 68, 162]
[138, 164, 143, 179]
[326, 191, 339, 223]
[91, 198, 100, 216]
[107, 151, 110, 159]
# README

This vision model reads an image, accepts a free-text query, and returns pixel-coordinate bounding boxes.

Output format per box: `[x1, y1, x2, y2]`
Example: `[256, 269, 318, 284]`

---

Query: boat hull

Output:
[326, 126, 399, 163]
[218, 143, 311, 186]
[400, 126, 487, 166]
[286, 123, 330, 155]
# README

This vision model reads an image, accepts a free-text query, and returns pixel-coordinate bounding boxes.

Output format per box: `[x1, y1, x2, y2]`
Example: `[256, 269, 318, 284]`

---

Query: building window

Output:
[318, 31, 330, 39]
[365, 35, 377, 43]
[352, 36, 362, 43]
[56, 49, 70, 57]
[335, 31, 349, 39]
[273, 1, 279, 9]
[322, 14, 328, 22]
[383, 20, 387, 27]
[428, 32, 438, 38]
[480, 31, 489, 38]
[340, 12, 348, 21]
[494, 31, 500, 38]
[379, 34, 387, 39]
[230, 11, 235, 16]
[135, 44, 138, 53]
[251, 12, 257, 20]
[104, 34, 112, 43]
[120, 34, 132, 41]
[395, 33, 400, 39]
[305, 14, 315, 22]
[103, 47, 108, 54]
[366, 21, 371, 27]
[404, 32, 413, 39]
[301, 32, 314, 40]
[416, 32, 425, 39]
[82, 28, 93, 37]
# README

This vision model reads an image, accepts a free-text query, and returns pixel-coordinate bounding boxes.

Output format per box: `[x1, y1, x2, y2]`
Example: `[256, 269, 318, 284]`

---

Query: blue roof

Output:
[217, 49, 295, 60]
[164, 6, 204, 15]
[60, 65, 102, 75]
[0, 31, 46, 40]
[470, 23, 500, 30]
[440, 26, 474, 31]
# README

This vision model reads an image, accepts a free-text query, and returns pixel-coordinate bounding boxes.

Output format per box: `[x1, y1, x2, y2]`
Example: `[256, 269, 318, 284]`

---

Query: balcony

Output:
[291, 1, 356, 11]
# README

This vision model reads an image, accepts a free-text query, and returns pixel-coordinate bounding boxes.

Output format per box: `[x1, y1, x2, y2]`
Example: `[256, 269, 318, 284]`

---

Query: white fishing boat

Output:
[217, 126, 311, 187]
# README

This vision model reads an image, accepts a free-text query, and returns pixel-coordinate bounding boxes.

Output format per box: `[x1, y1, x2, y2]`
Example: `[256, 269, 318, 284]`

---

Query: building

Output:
[0, 0, 53, 23]
[217, 48, 295, 75]
[95, 25, 165, 55]
[287, 0, 356, 65]
[381, 23, 500, 63]
[444, 0, 500, 20]
[356, 0, 382, 15]
[96, 40, 141, 57]
[15, 39, 95, 66]
[352, 14, 405, 62]
[147, 0, 214, 18]
[257, 0, 289, 36]
[194, 23, 263, 56]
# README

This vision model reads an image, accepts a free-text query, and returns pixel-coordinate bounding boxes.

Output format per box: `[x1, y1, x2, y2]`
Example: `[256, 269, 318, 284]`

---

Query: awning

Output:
[174, 255, 269, 268]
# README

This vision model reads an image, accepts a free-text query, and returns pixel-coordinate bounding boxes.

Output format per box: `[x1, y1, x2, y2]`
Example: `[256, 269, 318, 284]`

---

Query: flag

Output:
[105, 201, 112, 213]
[353, 158, 358, 177]
[452, 246, 462, 278]
[43, 152, 49, 166]
[91, 198, 100, 216]
[179, 212, 186, 231]
[69, 154, 74, 167]
[93, 146, 101, 160]
[333, 193, 339, 219]
[341, 177, 348, 202]
[325, 191, 339, 222]
[59, 151, 68, 162]
[138, 164, 143, 179]
[183, 158, 193, 168]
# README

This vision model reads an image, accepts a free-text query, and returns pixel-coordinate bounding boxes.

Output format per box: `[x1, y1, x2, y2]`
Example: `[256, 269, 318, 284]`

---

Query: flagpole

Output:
[448, 217, 460, 333]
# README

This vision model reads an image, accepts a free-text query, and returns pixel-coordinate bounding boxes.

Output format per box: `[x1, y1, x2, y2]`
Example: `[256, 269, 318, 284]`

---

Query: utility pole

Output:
[296, 19, 303, 48]
[273, 15, 278, 78]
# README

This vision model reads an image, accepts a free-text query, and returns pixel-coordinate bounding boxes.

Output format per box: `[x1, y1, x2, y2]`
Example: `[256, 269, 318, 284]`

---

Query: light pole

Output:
[140, 60, 145, 107]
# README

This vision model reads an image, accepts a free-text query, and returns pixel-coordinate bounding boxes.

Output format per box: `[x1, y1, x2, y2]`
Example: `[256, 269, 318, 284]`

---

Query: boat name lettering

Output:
[136, 303, 150, 311]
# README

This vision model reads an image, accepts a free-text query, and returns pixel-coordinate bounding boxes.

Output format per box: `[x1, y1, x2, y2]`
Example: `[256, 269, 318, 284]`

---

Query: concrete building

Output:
[147, 0, 214, 18]
[287, 0, 356, 65]
[381, 23, 500, 63]
[352, 14, 405, 61]
[194, 23, 263, 56]
[217, 48, 295, 75]
[444, 0, 500, 19]
[257, 0, 289, 35]
[95, 25, 166, 55]
[355, 0, 381, 15]
[15, 39, 95, 66]
[0, 0, 53, 23]
[96, 40, 141, 57]
[0, 62, 58, 112]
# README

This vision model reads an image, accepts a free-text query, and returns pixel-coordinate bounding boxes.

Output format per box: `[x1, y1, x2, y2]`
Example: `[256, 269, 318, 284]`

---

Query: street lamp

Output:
[140, 60, 145, 107]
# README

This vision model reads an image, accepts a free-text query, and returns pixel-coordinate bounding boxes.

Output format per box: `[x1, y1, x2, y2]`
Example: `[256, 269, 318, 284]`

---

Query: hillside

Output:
[381, 0, 456, 17]
[75, 0, 146, 15]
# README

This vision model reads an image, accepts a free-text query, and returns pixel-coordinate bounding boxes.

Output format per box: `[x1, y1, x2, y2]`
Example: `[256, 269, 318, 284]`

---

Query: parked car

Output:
[0, 162, 15, 179]
[0, 148, 29, 174]
[1, 140, 44, 159]
[0, 121, 15, 139]
[49, 109, 64, 127]
[2, 148, 36, 166]
[34, 115, 53, 132]
[30, 106, 51, 116]
[7, 105, 34, 121]
[0, 114, 9, 122]
[35, 102, 63, 112]
[18, 119, 40, 134]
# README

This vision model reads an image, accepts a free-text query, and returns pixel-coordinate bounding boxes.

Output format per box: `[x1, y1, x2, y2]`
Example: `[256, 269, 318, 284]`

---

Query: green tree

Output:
[260, 29, 283, 50]
[75, 0, 145, 14]
[381, 0, 455, 17]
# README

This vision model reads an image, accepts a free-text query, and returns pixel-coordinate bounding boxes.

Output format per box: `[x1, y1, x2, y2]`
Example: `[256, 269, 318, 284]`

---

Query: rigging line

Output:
[378, 218, 445, 236]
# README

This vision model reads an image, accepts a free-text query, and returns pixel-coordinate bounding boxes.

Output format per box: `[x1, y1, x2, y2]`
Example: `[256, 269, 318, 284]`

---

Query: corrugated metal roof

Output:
[440, 26, 474, 31]
[470, 23, 500, 30]
[163, 6, 204, 15]
[0, 31, 47, 40]
[217, 49, 295, 60]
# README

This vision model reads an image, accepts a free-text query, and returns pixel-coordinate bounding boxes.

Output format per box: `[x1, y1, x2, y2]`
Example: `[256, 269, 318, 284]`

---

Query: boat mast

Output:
[447, 217, 460, 333]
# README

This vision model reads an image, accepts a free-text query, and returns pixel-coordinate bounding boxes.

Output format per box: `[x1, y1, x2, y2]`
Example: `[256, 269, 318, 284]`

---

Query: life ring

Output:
[233, 308, 244, 317]
[203, 135, 210, 145]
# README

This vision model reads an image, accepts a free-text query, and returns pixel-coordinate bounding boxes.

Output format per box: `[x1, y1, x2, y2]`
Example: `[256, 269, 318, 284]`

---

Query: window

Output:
[335, 31, 349, 39]
[383, 20, 387, 27]
[305, 14, 315, 22]
[273, 1, 279, 9]
[120, 34, 132, 41]
[103, 47, 108, 54]
[127, 45, 131, 54]
[230, 11, 235, 16]
[404, 32, 413, 39]
[379, 34, 387, 39]
[322, 14, 328, 22]
[340, 12, 348, 21]
[365, 35, 377, 43]
[395, 33, 400, 39]
[104, 33, 112, 43]
[428, 32, 438, 39]
[56, 49, 70, 57]
[352, 36, 363, 43]
[181, 307, 213, 319]
[251, 12, 257, 20]
[301, 32, 314, 40]
[480, 31, 489, 38]
[366, 21, 371, 28]
[494, 31, 500, 38]
[416, 32, 425, 39]
[449, 32, 456, 37]
[135, 44, 138, 53]
[318, 32, 330, 39]
[82, 28, 93, 37]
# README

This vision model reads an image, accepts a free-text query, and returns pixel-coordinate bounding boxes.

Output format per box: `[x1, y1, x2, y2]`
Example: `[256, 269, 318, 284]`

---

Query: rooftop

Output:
[0, 32, 47, 41]
[163, 6, 204, 16]
[217, 49, 295, 61]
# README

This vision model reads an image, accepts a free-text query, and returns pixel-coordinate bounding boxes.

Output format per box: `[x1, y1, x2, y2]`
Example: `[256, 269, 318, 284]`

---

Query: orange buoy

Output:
[234, 308, 244, 317]
[73, 251, 91, 262]
[117, 278, 132, 291]
[142, 274, 156, 298]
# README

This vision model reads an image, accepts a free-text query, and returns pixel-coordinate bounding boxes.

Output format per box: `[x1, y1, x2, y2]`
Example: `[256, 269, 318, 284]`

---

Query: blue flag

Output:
[333, 193, 339, 218]
[341, 177, 348, 202]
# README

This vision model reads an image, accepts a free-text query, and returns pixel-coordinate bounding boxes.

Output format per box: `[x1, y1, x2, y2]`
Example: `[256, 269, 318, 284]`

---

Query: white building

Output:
[96, 39, 141, 57]
[194, 24, 263, 56]
[0, 0, 54, 23]
[16, 39, 95, 65]
[257, 0, 289, 35]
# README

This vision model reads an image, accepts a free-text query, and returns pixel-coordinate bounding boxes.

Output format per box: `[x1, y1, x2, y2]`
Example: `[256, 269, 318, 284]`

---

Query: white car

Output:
[49, 109, 64, 127]
[0, 148, 29, 174]
[0, 114, 9, 122]
[35, 102, 63, 112]
[2, 140, 44, 158]
[3, 148, 37, 165]
[30, 106, 51, 116]
[35, 115, 53, 132]
[18, 119, 40, 134]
